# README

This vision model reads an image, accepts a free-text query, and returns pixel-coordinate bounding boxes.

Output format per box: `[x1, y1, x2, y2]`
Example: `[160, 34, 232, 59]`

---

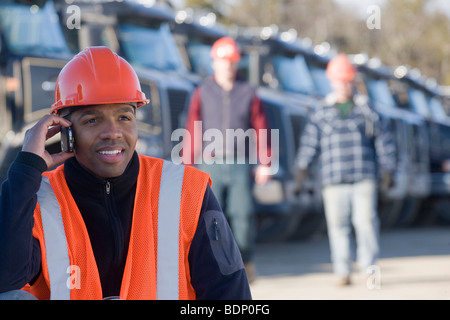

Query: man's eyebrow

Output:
[75, 106, 135, 119]
[115, 106, 136, 114]
[77, 109, 101, 119]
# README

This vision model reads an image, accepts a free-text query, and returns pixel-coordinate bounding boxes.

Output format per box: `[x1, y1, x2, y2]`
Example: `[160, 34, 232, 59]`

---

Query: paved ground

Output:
[249, 226, 450, 300]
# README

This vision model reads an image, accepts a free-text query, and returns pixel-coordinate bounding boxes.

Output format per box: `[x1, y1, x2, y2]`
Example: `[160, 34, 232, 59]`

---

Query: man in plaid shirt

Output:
[295, 54, 396, 286]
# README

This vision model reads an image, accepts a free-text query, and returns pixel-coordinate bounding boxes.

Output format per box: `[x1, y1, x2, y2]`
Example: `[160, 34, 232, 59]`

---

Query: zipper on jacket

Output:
[105, 181, 111, 195]
[222, 90, 231, 156]
[222, 91, 230, 132]
[213, 218, 219, 241]
[104, 180, 124, 269]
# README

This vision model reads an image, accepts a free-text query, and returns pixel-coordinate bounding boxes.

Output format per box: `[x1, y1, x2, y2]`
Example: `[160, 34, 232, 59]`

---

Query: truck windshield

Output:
[308, 64, 332, 97]
[408, 86, 430, 119]
[118, 20, 186, 72]
[364, 77, 397, 111]
[428, 96, 448, 121]
[0, 2, 70, 56]
[185, 41, 213, 76]
[273, 53, 315, 95]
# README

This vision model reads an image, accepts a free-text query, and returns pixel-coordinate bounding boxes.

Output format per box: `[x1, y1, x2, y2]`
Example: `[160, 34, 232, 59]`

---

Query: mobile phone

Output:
[60, 126, 74, 153]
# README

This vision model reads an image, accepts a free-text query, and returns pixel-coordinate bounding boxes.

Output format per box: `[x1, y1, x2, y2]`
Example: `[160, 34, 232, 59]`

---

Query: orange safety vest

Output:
[23, 155, 211, 300]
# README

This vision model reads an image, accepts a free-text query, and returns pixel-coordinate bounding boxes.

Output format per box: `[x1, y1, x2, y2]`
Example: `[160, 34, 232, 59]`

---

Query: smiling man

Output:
[65, 104, 138, 179]
[0, 47, 251, 300]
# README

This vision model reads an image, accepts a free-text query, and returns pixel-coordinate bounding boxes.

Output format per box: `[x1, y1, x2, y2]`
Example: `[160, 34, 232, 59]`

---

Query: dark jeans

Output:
[197, 161, 256, 263]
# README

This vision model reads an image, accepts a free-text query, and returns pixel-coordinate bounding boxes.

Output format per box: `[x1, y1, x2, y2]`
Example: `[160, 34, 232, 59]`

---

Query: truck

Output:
[353, 57, 431, 228]
[389, 66, 450, 225]
[55, 0, 197, 159]
[0, 0, 73, 183]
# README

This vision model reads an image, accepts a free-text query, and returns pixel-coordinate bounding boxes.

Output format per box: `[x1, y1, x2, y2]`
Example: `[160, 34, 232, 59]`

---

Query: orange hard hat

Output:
[210, 37, 241, 62]
[326, 54, 357, 82]
[51, 46, 149, 114]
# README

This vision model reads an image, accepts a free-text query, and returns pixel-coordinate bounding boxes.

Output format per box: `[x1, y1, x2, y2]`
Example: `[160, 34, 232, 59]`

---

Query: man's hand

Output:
[22, 114, 75, 169]
[380, 171, 395, 192]
[254, 164, 271, 185]
[294, 169, 308, 196]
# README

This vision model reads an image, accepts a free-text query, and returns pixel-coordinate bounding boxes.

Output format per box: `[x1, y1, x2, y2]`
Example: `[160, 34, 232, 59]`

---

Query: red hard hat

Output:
[51, 46, 149, 114]
[210, 37, 241, 62]
[326, 54, 357, 82]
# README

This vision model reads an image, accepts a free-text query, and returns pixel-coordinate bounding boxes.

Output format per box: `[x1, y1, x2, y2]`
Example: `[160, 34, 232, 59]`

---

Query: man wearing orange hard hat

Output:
[182, 37, 272, 282]
[0, 46, 251, 300]
[295, 53, 396, 286]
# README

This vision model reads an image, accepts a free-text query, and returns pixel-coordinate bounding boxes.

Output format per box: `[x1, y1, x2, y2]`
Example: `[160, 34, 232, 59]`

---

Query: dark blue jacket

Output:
[0, 152, 251, 300]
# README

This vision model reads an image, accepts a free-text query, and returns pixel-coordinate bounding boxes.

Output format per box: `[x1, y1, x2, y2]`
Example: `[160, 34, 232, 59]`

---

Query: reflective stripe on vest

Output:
[38, 161, 185, 300]
[37, 176, 71, 300]
[157, 161, 185, 299]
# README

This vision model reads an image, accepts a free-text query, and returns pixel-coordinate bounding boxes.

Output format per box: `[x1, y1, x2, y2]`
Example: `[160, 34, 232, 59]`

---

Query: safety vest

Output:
[23, 156, 211, 300]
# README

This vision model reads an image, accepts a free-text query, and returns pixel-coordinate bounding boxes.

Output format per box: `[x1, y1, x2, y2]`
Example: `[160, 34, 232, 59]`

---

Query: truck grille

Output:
[289, 113, 307, 154]
[167, 88, 189, 132]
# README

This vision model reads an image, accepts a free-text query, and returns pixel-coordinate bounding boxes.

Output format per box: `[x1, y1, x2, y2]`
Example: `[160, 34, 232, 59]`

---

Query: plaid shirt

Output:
[296, 94, 396, 186]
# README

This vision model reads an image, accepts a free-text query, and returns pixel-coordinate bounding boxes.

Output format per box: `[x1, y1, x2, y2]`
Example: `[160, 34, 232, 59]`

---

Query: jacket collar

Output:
[324, 93, 369, 107]
[64, 151, 140, 197]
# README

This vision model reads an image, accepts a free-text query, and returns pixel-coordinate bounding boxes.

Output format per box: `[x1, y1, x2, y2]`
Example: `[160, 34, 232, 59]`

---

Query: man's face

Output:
[212, 58, 239, 82]
[331, 79, 354, 102]
[69, 103, 138, 179]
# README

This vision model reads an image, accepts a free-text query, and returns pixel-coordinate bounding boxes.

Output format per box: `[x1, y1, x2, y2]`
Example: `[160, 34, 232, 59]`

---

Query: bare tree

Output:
[183, 0, 450, 85]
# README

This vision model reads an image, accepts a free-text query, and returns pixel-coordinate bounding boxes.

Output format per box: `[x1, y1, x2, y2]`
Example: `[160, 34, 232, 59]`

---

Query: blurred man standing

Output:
[294, 54, 396, 286]
[182, 37, 272, 282]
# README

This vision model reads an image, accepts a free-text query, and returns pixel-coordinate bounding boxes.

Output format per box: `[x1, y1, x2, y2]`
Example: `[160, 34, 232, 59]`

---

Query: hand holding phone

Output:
[22, 114, 75, 169]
